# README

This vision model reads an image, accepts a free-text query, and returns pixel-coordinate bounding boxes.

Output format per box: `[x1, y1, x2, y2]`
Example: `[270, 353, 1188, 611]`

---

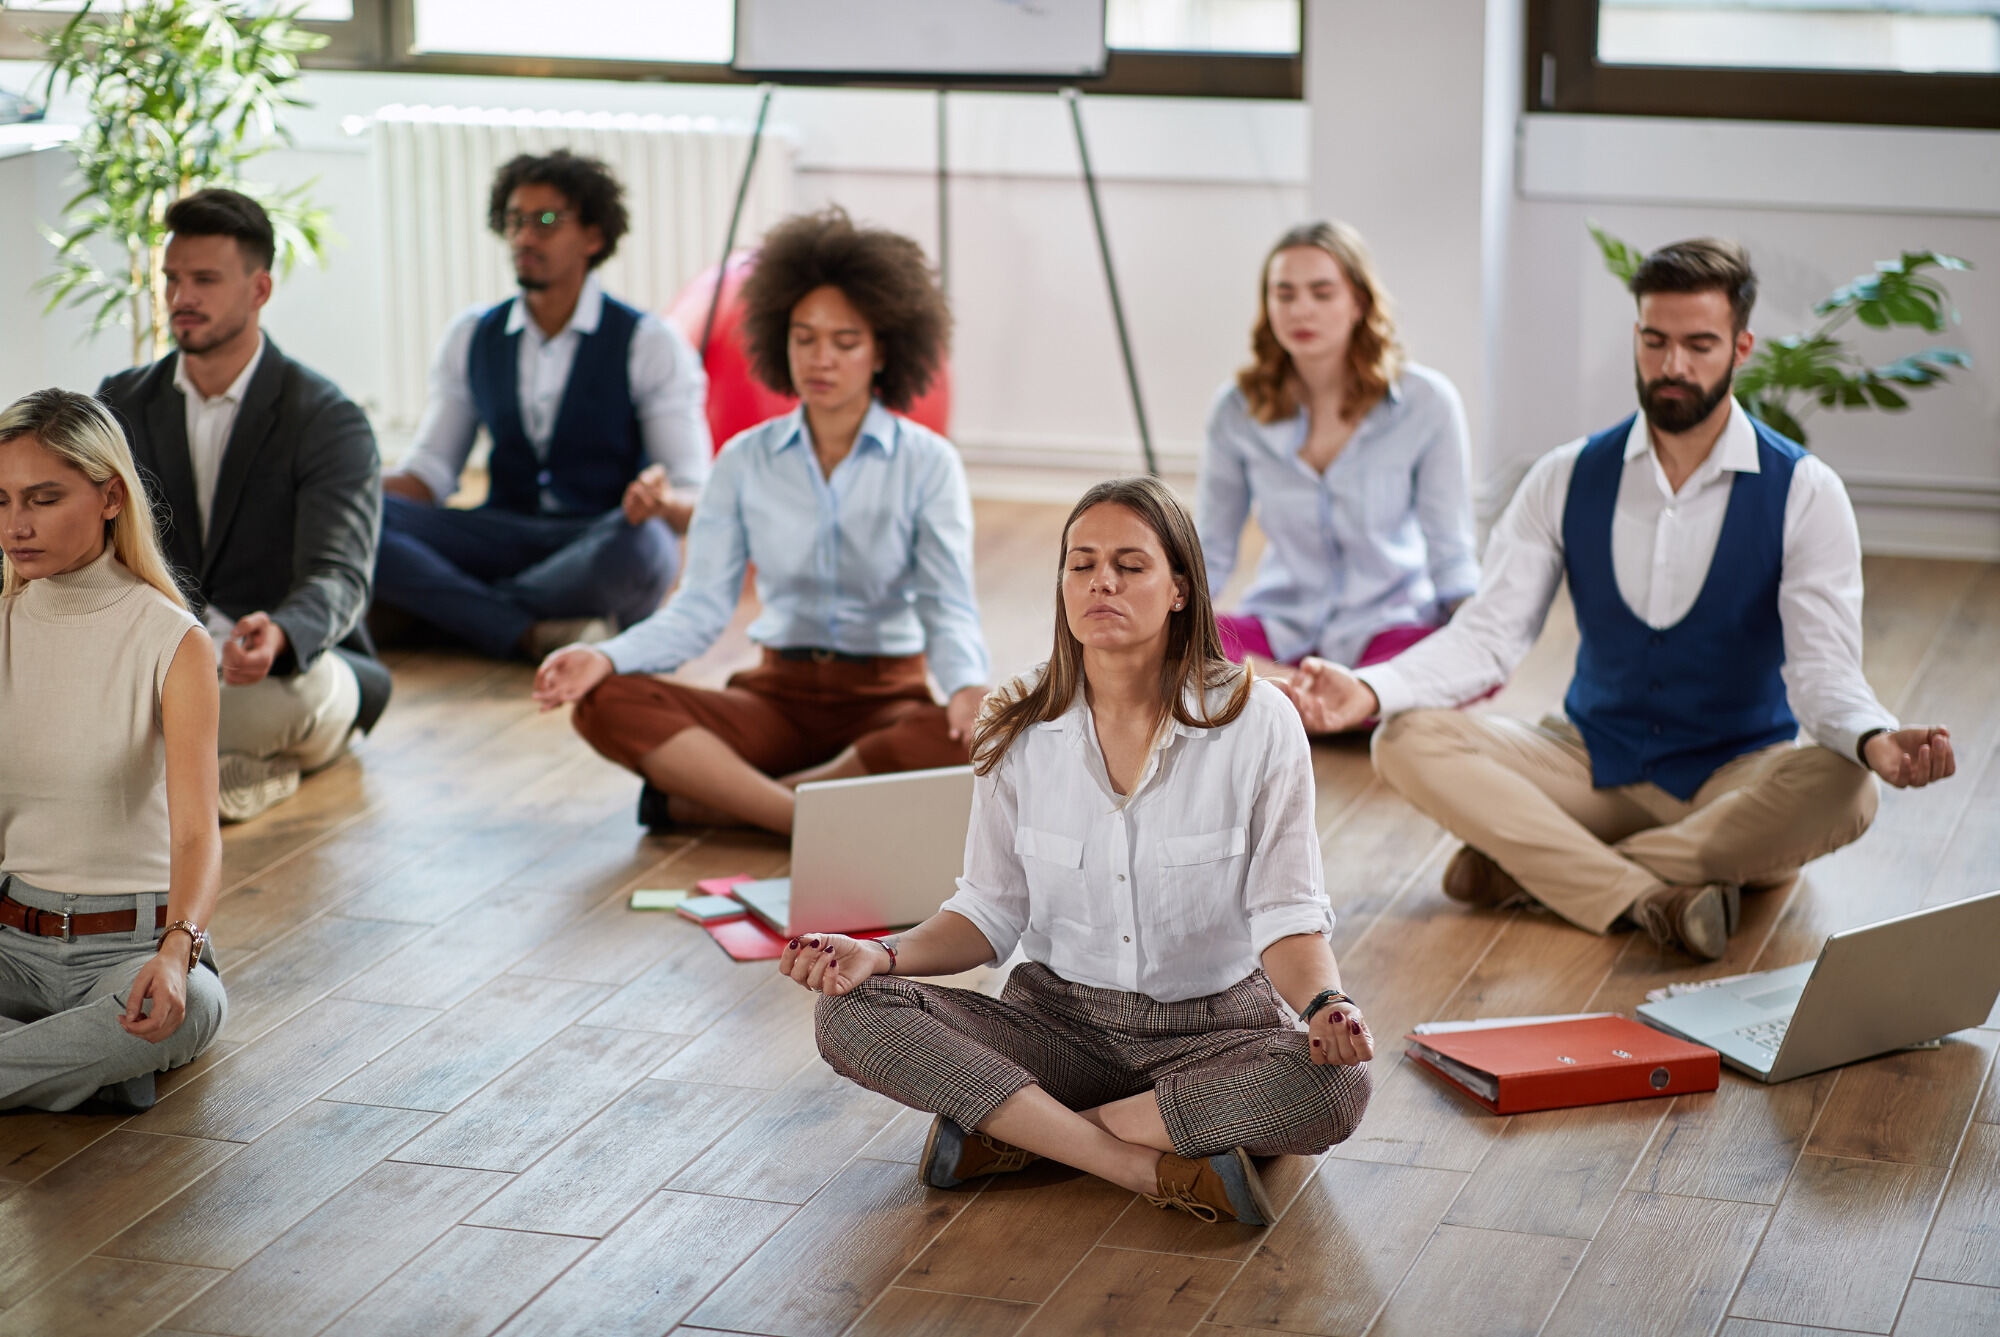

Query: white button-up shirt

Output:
[1356, 401, 1897, 763]
[938, 674, 1332, 1003]
[173, 335, 265, 541]
[401, 274, 711, 510]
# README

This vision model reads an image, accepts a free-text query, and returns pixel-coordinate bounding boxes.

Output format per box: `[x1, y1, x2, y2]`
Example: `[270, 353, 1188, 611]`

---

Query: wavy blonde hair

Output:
[971, 476, 1250, 776]
[0, 388, 186, 607]
[1236, 220, 1405, 425]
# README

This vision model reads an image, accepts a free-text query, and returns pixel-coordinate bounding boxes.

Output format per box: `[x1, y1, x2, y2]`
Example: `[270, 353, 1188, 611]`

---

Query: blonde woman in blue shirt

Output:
[1199, 221, 1485, 714]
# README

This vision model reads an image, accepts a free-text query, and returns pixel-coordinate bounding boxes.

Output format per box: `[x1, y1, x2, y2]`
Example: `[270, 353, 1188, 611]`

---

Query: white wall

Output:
[1306, 3, 2000, 559]
[0, 62, 1307, 482]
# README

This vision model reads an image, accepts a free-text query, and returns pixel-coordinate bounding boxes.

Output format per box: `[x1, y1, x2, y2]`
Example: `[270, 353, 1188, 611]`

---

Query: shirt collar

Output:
[504, 272, 605, 340]
[772, 399, 901, 456]
[1623, 397, 1760, 482]
[173, 333, 266, 407]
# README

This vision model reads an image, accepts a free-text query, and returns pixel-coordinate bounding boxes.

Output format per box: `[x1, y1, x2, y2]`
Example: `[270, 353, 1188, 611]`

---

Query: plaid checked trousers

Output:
[815, 961, 1372, 1158]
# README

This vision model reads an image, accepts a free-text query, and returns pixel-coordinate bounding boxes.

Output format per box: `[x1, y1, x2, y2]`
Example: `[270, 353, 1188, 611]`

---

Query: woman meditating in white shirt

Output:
[778, 475, 1373, 1226]
[1199, 220, 1482, 710]
[0, 389, 225, 1112]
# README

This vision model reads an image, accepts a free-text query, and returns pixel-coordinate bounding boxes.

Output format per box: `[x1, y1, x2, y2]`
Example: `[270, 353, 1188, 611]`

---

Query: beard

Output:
[514, 272, 549, 292]
[1637, 363, 1734, 435]
[171, 312, 249, 356]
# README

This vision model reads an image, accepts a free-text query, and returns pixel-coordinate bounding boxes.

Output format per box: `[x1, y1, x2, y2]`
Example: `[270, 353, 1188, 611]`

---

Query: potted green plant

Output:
[1589, 222, 1972, 448]
[33, 0, 333, 366]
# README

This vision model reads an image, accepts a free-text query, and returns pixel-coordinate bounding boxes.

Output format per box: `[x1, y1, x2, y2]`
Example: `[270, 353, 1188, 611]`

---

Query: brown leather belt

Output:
[0, 893, 168, 941]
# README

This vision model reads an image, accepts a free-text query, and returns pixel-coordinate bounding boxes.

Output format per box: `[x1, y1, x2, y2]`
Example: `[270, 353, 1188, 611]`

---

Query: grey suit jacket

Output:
[97, 337, 382, 674]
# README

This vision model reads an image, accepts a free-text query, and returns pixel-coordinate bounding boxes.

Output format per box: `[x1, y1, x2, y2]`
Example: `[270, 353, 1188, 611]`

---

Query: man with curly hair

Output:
[531, 207, 992, 837]
[376, 150, 711, 660]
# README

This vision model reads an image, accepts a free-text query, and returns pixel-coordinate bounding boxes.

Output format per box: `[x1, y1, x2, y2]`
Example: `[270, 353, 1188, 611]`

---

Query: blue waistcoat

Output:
[1562, 413, 1805, 800]
[467, 294, 644, 516]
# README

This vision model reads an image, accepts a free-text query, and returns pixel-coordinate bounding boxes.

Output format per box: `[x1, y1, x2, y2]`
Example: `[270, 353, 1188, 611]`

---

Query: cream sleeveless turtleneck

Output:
[0, 547, 200, 895]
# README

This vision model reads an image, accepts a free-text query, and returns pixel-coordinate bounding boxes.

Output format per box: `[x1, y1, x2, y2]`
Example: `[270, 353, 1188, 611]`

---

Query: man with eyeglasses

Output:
[375, 150, 711, 661]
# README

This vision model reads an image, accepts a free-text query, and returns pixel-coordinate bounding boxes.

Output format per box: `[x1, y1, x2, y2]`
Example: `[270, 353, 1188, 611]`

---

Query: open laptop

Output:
[1636, 890, 2000, 1082]
[734, 766, 976, 937]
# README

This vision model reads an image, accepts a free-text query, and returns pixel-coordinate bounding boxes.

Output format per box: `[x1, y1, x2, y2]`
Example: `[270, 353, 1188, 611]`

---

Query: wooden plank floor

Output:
[3, 500, 1997, 1337]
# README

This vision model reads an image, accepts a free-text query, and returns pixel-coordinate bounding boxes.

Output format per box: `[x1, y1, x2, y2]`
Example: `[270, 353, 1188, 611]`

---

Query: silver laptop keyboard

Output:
[1735, 1017, 1790, 1055]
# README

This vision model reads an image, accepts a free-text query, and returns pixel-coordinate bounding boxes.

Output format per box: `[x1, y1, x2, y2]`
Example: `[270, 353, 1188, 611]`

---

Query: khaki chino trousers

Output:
[1372, 709, 1880, 934]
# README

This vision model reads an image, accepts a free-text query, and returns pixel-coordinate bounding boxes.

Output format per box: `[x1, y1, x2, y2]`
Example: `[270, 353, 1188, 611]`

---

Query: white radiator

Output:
[363, 105, 795, 429]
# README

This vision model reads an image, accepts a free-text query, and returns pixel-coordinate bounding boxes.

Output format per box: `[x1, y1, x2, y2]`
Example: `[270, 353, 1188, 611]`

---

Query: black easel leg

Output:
[700, 83, 776, 360]
[937, 89, 950, 297]
[1063, 86, 1157, 478]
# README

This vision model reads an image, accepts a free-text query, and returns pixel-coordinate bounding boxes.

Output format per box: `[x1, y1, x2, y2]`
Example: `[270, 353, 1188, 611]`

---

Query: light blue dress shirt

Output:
[1196, 362, 1481, 666]
[594, 401, 992, 698]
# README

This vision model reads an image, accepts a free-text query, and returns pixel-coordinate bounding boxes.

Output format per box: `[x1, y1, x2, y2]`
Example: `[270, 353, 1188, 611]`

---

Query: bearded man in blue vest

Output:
[1279, 238, 1956, 961]
[376, 150, 711, 660]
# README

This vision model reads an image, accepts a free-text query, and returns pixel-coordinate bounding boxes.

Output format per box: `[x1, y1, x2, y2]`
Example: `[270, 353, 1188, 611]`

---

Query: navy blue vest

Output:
[1562, 413, 1805, 800]
[467, 294, 644, 516]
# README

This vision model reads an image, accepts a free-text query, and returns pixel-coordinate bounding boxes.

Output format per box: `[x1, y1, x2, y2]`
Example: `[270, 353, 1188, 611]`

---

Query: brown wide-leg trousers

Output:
[572, 648, 968, 777]
[1373, 709, 1881, 933]
[815, 961, 1373, 1159]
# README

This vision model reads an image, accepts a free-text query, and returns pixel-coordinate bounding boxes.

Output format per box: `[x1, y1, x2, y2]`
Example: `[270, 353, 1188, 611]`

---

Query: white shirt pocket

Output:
[1152, 828, 1240, 936]
[1014, 825, 1109, 930]
[1155, 825, 1249, 936]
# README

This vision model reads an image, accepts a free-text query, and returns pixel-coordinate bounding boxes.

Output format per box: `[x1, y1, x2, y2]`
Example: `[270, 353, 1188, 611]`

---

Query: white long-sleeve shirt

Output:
[1356, 402, 1897, 764]
[937, 675, 1331, 1002]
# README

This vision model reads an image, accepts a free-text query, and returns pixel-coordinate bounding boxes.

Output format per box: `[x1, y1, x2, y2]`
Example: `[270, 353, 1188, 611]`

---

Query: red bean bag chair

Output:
[667, 251, 952, 452]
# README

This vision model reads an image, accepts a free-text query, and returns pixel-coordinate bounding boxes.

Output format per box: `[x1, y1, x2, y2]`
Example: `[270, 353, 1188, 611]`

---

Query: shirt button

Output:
[1122, 935, 1131, 943]
[1116, 874, 1126, 882]
[537, 469, 553, 486]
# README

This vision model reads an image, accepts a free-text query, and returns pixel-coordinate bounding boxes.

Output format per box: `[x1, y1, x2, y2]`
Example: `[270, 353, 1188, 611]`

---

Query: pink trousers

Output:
[1214, 613, 1441, 670]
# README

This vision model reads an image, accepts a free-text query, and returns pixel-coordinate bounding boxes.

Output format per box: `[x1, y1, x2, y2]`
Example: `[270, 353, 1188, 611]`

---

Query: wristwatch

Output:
[1855, 726, 1891, 766]
[1301, 988, 1355, 1023]
[162, 920, 207, 974]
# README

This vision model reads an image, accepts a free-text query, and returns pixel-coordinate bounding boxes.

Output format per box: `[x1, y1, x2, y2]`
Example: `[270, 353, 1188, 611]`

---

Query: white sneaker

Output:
[218, 752, 301, 823]
[523, 616, 618, 660]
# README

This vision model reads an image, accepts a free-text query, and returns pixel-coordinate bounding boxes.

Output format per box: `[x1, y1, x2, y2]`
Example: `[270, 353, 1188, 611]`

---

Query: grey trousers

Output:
[0, 876, 227, 1112]
[816, 961, 1372, 1159]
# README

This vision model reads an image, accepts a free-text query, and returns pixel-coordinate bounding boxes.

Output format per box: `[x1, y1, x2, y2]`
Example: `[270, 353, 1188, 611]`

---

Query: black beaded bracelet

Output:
[1301, 988, 1354, 1023]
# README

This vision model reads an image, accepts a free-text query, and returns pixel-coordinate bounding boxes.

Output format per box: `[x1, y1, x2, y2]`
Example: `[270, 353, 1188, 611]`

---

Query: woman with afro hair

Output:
[534, 207, 992, 836]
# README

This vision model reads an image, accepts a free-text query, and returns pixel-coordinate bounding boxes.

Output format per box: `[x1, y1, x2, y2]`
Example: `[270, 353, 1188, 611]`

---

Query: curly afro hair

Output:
[739, 207, 951, 412]
[487, 150, 629, 270]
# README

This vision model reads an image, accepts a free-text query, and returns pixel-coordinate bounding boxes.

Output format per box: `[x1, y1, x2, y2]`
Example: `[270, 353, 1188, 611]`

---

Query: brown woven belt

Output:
[0, 893, 168, 941]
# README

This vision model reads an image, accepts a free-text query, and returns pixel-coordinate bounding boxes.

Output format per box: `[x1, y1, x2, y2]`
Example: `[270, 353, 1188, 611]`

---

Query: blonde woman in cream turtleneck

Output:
[0, 388, 227, 1111]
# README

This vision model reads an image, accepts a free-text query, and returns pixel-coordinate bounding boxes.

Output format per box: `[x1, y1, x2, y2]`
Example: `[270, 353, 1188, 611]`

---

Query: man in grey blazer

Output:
[99, 189, 390, 822]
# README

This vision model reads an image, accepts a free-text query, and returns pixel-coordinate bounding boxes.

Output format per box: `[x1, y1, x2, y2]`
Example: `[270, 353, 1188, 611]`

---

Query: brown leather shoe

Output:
[1146, 1148, 1274, 1226]
[920, 1115, 1039, 1189]
[1442, 846, 1530, 909]
[1630, 882, 1741, 962]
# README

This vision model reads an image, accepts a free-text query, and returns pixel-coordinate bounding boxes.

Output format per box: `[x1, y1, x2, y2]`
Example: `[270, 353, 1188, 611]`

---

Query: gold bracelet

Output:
[162, 920, 207, 975]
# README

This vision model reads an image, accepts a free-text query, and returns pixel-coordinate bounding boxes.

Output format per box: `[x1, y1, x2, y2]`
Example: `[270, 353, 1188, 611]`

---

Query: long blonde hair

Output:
[1236, 220, 1405, 425]
[0, 388, 187, 608]
[971, 476, 1251, 776]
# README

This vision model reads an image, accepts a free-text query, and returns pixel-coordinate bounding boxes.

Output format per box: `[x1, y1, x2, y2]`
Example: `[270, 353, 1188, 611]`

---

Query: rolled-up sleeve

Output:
[399, 307, 483, 504]
[908, 441, 991, 699]
[936, 762, 1028, 966]
[632, 315, 713, 491]
[594, 442, 749, 675]
[1242, 687, 1333, 956]
[1413, 375, 1481, 605]
[1196, 386, 1253, 596]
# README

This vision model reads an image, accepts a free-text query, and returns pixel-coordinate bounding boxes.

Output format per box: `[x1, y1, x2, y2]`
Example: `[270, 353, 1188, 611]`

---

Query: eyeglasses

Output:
[501, 208, 575, 237]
